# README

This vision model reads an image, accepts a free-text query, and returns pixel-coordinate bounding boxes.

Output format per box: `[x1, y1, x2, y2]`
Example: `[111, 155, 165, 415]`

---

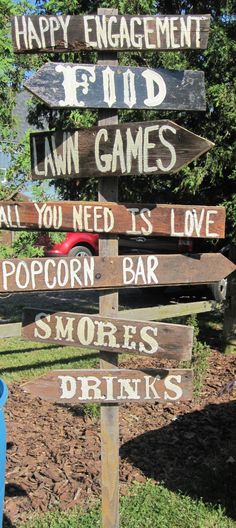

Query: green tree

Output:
[0, 0, 39, 200]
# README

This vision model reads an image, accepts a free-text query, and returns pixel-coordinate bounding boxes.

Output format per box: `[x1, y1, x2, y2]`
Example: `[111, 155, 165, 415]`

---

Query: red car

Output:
[44, 232, 192, 258]
[45, 232, 99, 258]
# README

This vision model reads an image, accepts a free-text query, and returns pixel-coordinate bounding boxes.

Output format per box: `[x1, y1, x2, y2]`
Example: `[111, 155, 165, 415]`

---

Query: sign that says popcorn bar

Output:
[0, 254, 234, 293]
[23, 368, 193, 404]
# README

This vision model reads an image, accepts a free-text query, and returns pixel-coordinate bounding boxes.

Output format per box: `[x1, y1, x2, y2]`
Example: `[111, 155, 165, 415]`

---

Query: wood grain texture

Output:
[96, 13, 120, 527]
[29, 121, 214, 179]
[0, 254, 234, 293]
[12, 14, 210, 53]
[0, 201, 225, 238]
[22, 308, 193, 360]
[22, 368, 193, 403]
[24, 64, 206, 111]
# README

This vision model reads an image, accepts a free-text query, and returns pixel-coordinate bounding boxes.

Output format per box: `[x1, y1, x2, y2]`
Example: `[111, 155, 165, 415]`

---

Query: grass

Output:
[0, 337, 98, 383]
[18, 481, 236, 528]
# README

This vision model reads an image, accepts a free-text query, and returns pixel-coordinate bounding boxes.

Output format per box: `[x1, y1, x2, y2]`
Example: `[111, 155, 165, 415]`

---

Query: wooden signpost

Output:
[29, 121, 214, 180]
[7, 7, 234, 528]
[22, 308, 193, 359]
[24, 64, 206, 110]
[0, 253, 234, 293]
[22, 368, 193, 404]
[12, 14, 210, 53]
[0, 201, 225, 238]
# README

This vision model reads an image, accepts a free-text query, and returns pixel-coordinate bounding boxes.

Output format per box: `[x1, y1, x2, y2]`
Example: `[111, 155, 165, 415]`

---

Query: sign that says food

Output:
[24, 64, 206, 111]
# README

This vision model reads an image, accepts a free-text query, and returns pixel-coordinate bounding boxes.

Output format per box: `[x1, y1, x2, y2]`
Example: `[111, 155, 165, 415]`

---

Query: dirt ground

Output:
[1, 287, 235, 526]
[3, 347, 236, 527]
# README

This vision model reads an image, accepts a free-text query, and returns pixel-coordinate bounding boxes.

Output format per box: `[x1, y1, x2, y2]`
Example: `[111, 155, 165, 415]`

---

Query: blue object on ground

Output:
[0, 380, 8, 527]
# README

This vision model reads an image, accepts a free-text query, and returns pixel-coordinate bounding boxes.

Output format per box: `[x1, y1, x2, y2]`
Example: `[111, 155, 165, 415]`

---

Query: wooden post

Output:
[223, 245, 236, 354]
[97, 8, 119, 528]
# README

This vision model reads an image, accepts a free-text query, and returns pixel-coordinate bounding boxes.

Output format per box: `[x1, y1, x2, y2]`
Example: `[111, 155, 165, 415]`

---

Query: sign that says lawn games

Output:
[0, 254, 234, 293]
[12, 14, 210, 53]
[23, 368, 193, 403]
[29, 121, 213, 179]
[24, 64, 206, 110]
[22, 308, 193, 360]
[0, 201, 225, 238]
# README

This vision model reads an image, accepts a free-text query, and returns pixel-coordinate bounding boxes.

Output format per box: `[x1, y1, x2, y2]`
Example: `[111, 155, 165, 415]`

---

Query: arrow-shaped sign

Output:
[12, 14, 210, 53]
[0, 201, 225, 238]
[24, 64, 206, 111]
[0, 254, 234, 293]
[22, 308, 193, 360]
[29, 121, 214, 179]
[22, 368, 193, 403]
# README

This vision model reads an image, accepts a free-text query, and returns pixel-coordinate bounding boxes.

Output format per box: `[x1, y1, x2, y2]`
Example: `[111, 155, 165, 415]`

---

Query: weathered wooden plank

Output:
[12, 14, 210, 53]
[0, 322, 21, 339]
[22, 368, 193, 403]
[24, 64, 206, 111]
[0, 254, 234, 293]
[120, 300, 217, 321]
[28, 121, 214, 180]
[0, 201, 225, 239]
[96, 17, 120, 527]
[21, 308, 193, 359]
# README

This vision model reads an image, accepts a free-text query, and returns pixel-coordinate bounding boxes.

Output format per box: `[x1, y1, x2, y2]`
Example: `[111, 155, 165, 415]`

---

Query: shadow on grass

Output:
[121, 400, 236, 519]
[0, 344, 64, 357]
[0, 352, 98, 375]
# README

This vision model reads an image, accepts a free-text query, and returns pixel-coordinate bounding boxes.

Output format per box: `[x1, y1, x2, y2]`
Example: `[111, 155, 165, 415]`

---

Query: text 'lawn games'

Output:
[9, 9, 235, 528]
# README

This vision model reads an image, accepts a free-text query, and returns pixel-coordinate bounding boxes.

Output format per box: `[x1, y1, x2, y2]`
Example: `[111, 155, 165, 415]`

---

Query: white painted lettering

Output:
[14, 16, 28, 50]
[144, 375, 160, 399]
[77, 376, 104, 400]
[58, 375, 77, 399]
[170, 17, 180, 48]
[34, 312, 52, 339]
[164, 374, 183, 400]
[206, 210, 219, 237]
[56, 65, 96, 107]
[158, 125, 176, 171]
[142, 69, 166, 107]
[103, 66, 116, 107]
[122, 325, 137, 351]
[77, 316, 95, 346]
[143, 17, 155, 49]
[55, 316, 75, 341]
[117, 378, 141, 400]
[94, 321, 120, 348]
[139, 326, 158, 354]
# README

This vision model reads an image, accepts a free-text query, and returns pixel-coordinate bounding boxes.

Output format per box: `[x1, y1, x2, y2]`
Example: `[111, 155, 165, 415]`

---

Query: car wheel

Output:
[68, 245, 93, 257]
[210, 279, 227, 302]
